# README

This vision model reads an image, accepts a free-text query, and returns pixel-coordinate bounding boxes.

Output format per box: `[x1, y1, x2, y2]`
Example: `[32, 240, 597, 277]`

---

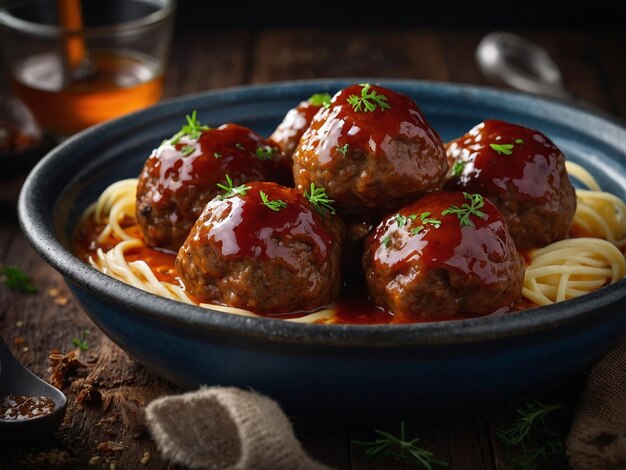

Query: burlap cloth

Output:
[144, 340, 626, 470]
[567, 339, 626, 469]
[144, 386, 331, 470]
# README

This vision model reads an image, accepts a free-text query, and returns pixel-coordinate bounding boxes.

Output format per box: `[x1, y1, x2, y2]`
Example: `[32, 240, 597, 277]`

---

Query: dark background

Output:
[174, 0, 623, 29]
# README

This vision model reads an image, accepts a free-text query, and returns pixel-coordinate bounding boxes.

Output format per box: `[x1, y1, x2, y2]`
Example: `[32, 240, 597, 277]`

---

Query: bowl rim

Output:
[17, 77, 626, 348]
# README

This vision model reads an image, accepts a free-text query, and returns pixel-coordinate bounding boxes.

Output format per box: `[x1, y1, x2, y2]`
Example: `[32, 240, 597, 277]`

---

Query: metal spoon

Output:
[475, 31, 576, 102]
[0, 334, 67, 442]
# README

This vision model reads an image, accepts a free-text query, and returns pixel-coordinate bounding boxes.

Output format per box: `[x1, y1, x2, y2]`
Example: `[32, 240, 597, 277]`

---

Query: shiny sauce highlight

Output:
[446, 119, 564, 201]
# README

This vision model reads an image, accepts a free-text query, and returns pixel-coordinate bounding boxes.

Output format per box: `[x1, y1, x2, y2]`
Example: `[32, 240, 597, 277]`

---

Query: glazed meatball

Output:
[176, 181, 345, 313]
[136, 120, 287, 251]
[362, 191, 524, 322]
[269, 93, 331, 159]
[292, 83, 448, 215]
[445, 119, 576, 250]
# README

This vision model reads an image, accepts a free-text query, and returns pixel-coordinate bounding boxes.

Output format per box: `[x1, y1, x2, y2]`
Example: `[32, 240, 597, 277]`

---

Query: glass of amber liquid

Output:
[0, 0, 175, 139]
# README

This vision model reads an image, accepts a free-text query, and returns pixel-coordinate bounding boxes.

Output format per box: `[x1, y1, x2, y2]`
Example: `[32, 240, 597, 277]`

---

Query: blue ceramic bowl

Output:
[18, 79, 626, 419]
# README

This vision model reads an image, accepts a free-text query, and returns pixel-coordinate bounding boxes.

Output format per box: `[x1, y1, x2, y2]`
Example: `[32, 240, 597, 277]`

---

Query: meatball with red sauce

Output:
[136, 118, 287, 251]
[362, 191, 524, 322]
[292, 83, 448, 215]
[270, 93, 331, 159]
[445, 119, 576, 250]
[176, 181, 345, 314]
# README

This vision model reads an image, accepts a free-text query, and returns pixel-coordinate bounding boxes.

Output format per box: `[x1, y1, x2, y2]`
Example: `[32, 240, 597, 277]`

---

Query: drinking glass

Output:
[0, 0, 176, 139]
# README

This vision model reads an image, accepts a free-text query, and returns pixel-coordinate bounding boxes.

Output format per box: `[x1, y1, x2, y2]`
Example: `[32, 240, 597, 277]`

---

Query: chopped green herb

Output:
[336, 143, 349, 155]
[441, 193, 487, 228]
[235, 143, 245, 150]
[259, 190, 287, 211]
[72, 330, 90, 351]
[395, 213, 408, 228]
[255, 145, 275, 160]
[214, 152, 222, 159]
[451, 160, 466, 177]
[216, 175, 251, 199]
[490, 137, 524, 156]
[308, 92, 332, 108]
[490, 143, 515, 155]
[0, 265, 37, 293]
[170, 110, 210, 145]
[354, 422, 448, 469]
[304, 183, 336, 215]
[347, 83, 391, 112]
[381, 235, 391, 247]
[411, 212, 442, 235]
[181, 145, 195, 157]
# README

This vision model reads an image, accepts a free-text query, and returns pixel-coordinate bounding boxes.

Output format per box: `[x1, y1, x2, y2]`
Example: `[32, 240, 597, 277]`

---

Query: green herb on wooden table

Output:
[496, 399, 570, 470]
[0, 264, 37, 293]
[354, 422, 448, 469]
[72, 330, 90, 351]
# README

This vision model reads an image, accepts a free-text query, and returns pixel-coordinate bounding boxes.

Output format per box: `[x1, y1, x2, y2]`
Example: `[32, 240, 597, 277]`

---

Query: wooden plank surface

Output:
[1, 27, 625, 469]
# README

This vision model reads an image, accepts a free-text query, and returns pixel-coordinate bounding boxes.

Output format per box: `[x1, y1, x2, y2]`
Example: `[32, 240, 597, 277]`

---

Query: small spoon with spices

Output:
[0, 334, 67, 443]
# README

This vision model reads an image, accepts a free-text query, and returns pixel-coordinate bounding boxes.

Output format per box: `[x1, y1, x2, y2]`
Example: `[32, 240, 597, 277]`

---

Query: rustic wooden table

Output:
[1, 27, 624, 469]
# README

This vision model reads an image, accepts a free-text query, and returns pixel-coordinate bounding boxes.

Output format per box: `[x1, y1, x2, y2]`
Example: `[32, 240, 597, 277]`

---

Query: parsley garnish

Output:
[235, 143, 245, 150]
[411, 212, 442, 235]
[354, 422, 448, 469]
[395, 213, 408, 228]
[255, 145, 275, 160]
[304, 183, 336, 215]
[382, 235, 391, 247]
[0, 265, 37, 293]
[308, 93, 332, 108]
[170, 110, 210, 145]
[336, 143, 349, 155]
[490, 138, 524, 156]
[259, 191, 287, 211]
[441, 193, 487, 227]
[451, 160, 465, 177]
[214, 152, 222, 159]
[72, 330, 90, 351]
[216, 175, 251, 199]
[347, 83, 391, 112]
[490, 143, 514, 155]
[181, 145, 195, 157]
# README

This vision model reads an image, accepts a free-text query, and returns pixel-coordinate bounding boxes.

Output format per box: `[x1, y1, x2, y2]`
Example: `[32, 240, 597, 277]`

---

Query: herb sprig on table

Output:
[496, 399, 570, 470]
[0, 264, 37, 293]
[354, 422, 448, 469]
[72, 330, 90, 351]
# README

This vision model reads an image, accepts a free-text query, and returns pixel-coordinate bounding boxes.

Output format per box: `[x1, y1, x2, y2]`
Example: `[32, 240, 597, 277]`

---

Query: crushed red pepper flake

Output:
[48, 348, 87, 389]
[76, 384, 102, 407]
